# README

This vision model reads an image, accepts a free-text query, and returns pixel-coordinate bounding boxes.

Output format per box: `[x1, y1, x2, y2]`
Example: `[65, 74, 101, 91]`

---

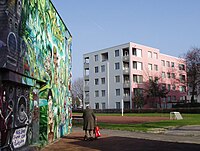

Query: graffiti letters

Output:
[12, 127, 28, 148]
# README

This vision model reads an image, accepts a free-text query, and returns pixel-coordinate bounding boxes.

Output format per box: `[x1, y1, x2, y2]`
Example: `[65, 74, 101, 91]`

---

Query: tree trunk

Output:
[159, 97, 162, 108]
[191, 85, 196, 104]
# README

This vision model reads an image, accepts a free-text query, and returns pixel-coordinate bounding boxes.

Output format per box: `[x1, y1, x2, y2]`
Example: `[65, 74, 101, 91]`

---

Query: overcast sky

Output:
[51, 0, 200, 80]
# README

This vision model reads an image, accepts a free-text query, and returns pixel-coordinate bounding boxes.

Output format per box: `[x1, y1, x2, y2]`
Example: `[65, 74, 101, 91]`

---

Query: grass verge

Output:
[73, 113, 200, 132]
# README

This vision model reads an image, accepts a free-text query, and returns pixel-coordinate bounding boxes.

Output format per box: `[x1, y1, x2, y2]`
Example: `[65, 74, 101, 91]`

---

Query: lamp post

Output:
[121, 99, 124, 116]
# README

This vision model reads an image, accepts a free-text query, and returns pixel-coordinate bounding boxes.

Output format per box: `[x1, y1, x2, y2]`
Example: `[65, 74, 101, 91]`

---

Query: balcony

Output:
[123, 68, 129, 75]
[84, 85, 89, 92]
[123, 81, 130, 88]
[123, 95, 130, 102]
[84, 75, 89, 80]
[84, 63, 89, 69]
[123, 55, 129, 62]
[85, 97, 89, 103]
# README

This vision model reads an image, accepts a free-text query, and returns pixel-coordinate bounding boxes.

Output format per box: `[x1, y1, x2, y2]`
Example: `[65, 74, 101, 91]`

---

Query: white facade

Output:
[83, 43, 131, 109]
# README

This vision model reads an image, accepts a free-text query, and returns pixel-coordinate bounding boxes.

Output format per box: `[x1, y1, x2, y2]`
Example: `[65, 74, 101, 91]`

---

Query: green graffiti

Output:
[21, 0, 72, 144]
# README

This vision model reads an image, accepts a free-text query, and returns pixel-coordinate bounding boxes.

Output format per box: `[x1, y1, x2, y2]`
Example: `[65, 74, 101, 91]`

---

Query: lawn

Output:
[72, 113, 200, 132]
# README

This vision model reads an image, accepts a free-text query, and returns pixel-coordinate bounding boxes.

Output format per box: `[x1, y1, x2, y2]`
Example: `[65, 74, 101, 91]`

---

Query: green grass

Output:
[73, 113, 200, 132]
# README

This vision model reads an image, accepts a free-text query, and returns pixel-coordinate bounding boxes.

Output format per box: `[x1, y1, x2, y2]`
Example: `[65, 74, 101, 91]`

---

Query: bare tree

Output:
[71, 77, 84, 108]
[145, 77, 169, 108]
[184, 47, 200, 103]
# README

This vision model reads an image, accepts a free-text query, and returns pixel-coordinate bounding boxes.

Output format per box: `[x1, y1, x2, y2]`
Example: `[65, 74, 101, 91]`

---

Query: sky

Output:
[51, 0, 200, 80]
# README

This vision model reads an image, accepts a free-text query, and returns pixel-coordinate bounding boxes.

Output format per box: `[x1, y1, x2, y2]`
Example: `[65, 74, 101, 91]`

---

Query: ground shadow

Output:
[63, 135, 200, 151]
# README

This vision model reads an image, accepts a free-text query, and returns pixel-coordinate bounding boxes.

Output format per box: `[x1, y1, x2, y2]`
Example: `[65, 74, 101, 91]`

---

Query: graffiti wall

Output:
[0, 0, 72, 150]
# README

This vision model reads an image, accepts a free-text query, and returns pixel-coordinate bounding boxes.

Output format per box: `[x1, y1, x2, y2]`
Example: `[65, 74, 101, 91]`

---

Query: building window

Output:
[138, 62, 142, 70]
[116, 89, 120, 96]
[172, 84, 176, 91]
[167, 72, 170, 78]
[148, 63, 152, 70]
[116, 102, 120, 109]
[101, 90, 105, 97]
[171, 62, 175, 68]
[132, 48, 142, 57]
[115, 62, 120, 70]
[162, 72, 166, 78]
[115, 75, 120, 83]
[148, 51, 152, 58]
[162, 84, 166, 90]
[124, 89, 130, 97]
[162, 97, 166, 102]
[172, 96, 176, 101]
[166, 61, 170, 67]
[101, 78, 105, 84]
[153, 52, 158, 59]
[133, 61, 142, 70]
[179, 74, 186, 82]
[133, 61, 137, 69]
[133, 75, 143, 83]
[101, 52, 108, 62]
[168, 84, 171, 91]
[102, 103, 106, 109]
[95, 103, 99, 109]
[84, 57, 89, 63]
[172, 73, 175, 79]
[95, 90, 99, 97]
[161, 60, 165, 66]
[167, 96, 171, 102]
[155, 77, 159, 83]
[95, 66, 98, 73]
[154, 64, 158, 71]
[101, 65, 105, 72]
[137, 49, 142, 57]
[179, 64, 185, 70]
[115, 50, 119, 57]
[179, 86, 186, 92]
[132, 48, 137, 56]
[95, 78, 99, 85]
[94, 55, 98, 61]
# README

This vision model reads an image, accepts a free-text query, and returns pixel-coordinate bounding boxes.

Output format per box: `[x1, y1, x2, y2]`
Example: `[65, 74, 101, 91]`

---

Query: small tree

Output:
[133, 90, 144, 109]
[71, 78, 84, 108]
[146, 78, 169, 108]
[184, 47, 200, 103]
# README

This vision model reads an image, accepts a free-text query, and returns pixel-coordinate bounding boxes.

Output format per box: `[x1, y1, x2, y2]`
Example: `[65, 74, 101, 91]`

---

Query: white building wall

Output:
[83, 43, 130, 109]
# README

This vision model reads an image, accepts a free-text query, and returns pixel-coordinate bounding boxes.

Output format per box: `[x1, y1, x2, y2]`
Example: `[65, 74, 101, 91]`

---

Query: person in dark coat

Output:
[82, 105, 96, 140]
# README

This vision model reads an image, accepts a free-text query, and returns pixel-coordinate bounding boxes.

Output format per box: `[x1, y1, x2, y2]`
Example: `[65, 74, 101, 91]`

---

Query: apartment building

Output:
[83, 42, 187, 109]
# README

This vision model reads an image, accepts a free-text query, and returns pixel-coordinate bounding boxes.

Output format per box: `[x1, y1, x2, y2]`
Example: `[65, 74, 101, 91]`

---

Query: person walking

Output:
[82, 105, 96, 140]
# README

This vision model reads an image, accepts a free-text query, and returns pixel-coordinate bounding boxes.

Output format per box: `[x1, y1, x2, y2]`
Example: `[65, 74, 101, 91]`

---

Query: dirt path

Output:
[96, 115, 169, 124]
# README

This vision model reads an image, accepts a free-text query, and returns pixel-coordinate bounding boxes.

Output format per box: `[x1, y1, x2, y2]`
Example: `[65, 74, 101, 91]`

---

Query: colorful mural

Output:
[0, 0, 72, 150]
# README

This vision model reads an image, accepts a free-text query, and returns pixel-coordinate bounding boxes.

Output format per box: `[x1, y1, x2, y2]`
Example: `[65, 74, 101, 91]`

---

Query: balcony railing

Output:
[84, 75, 89, 80]
[84, 63, 89, 69]
[123, 95, 130, 101]
[123, 56, 129, 62]
[123, 81, 130, 88]
[84, 85, 89, 92]
[85, 97, 89, 103]
[123, 68, 129, 75]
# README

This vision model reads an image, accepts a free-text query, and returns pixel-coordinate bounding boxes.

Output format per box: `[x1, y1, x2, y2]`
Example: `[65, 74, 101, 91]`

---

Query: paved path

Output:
[41, 126, 200, 151]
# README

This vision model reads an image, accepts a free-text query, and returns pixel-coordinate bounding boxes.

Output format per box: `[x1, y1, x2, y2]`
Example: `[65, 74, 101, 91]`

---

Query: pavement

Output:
[41, 126, 200, 151]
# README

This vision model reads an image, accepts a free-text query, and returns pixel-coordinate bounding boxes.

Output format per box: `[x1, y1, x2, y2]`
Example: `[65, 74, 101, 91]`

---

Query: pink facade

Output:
[129, 43, 187, 108]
